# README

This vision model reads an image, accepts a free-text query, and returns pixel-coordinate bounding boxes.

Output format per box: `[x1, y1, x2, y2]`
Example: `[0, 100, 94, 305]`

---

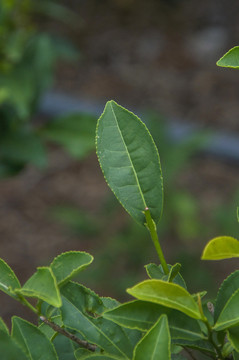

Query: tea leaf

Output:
[127, 280, 202, 319]
[227, 325, 239, 352]
[0, 317, 9, 334]
[217, 46, 239, 68]
[214, 270, 239, 323]
[214, 288, 239, 331]
[50, 251, 93, 286]
[133, 315, 170, 360]
[16, 267, 61, 307]
[0, 330, 29, 360]
[104, 300, 204, 341]
[201, 236, 239, 260]
[12, 316, 58, 360]
[96, 100, 163, 225]
[145, 263, 186, 289]
[0, 258, 21, 299]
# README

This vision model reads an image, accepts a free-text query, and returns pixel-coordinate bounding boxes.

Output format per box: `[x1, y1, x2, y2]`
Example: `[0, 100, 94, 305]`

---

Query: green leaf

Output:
[133, 315, 170, 360]
[96, 100, 163, 225]
[214, 270, 239, 323]
[41, 113, 97, 159]
[39, 315, 62, 340]
[16, 267, 62, 307]
[104, 300, 204, 341]
[53, 334, 76, 360]
[0, 258, 21, 299]
[60, 282, 139, 359]
[127, 280, 202, 319]
[0, 317, 9, 334]
[12, 316, 58, 360]
[145, 263, 187, 289]
[77, 354, 123, 360]
[0, 330, 29, 360]
[214, 288, 239, 331]
[217, 46, 239, 68]
[50, 251, 93, 286]
[234, 350, 239, 360]
[227, 325, 239, 352]
[173, 339, 215, 356]
[201, 236, 239, 260]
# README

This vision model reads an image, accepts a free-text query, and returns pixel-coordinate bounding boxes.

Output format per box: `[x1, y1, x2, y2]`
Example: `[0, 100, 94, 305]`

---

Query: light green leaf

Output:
[103, 300, 204, 341]
[0, 317, 9, 334]
[0, 258, 21, 299]
[16, 267, 62, 307]
[133, 315, 170, 360]
[0, 330, 29, 360]
[214, 288, 239, 331]
[227, 325, 239, 352]
[96, 100, 163, 225]
[217, 46, 239, 68]
[127, 280, 202, 320]
[12, 316, 58, 360]
[201, 236, 239, 260]
[41, 113, 97, 159]
[214, 270, 239, 323]
[145, 263, 186, 289]
[60, 282, 139, 359]
[50, 251, 93, 286]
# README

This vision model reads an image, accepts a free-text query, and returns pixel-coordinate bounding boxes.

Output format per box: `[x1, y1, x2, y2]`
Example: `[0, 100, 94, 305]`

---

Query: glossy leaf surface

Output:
[127, 280, 201, 319]
[0, 258, 21, 298]
[96, 100, 163, 225]
[104, 300, 204, 341]
[133, 315, 170, 360]
[217, 46, 239, 68]
[16, 267, 61, 307]
[12, 316, 58, 360]
[50, 251, 93, 286]
[201, 236, 239, 260]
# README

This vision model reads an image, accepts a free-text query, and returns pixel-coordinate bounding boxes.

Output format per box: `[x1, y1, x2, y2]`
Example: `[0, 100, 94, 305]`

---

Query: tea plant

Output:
[0, 49, 238, 359]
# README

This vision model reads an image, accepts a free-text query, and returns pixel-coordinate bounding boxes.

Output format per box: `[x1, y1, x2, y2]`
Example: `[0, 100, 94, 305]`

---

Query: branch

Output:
[40, 316, 97, 352]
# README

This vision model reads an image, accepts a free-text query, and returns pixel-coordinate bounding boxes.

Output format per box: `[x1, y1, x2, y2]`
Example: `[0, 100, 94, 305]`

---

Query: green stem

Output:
[204, 319, 224, 359]
[17, 293, 39, 315]
[144, 207, 169, 275]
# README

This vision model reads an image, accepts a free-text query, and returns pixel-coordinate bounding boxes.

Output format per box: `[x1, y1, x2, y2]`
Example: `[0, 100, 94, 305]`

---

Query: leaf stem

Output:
[144, 208, 169, 275]
[40, 316, 97, 351]
[16, 293, 39, 315]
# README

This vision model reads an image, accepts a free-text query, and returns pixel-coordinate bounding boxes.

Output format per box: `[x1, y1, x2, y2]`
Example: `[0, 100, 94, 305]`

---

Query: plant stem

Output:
[144, 207, 169, 275]
[16, 293, 39, 314]
[40, 316, 97, 351]
[204, 319, 224, 359]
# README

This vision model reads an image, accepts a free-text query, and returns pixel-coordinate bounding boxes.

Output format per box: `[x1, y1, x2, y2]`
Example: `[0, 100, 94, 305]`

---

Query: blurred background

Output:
[0, 0, 239, 325]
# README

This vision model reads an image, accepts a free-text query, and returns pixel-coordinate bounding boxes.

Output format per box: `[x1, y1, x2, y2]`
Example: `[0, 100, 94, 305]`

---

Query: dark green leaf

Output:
[0, 317, 9, 334]
[96, 101, 163, 225]
[214, 288, 239, 331]
[0, 330, 29, 360]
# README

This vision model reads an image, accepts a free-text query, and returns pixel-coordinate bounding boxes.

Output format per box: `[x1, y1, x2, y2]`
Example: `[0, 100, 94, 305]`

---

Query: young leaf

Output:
[96, 100, 163, 226]
[50, 251, 93, 286]
[60, 282, 138, 359]
[0, 258, 21, 299]
[104, 300, 204, 341]
[133, 315, 170, 360]
[214, 270, 239, 323]
[127, 279, 202, 319]
[16, 267, 62, 307]
[145, 263, 186, 289]
[12, 316, 58, 360]
[227, 325, 239, 352]
[201, 236, 239, 260]
[0, 330, 29, 360]
[217, 46, 239, 68]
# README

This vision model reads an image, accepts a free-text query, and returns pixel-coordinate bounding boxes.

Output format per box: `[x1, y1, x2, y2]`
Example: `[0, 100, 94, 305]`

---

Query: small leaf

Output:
[96, 100, 163, 225]
[217, 46, 239, 68]
[227, 325, 239, 352]
[104, 300, 204, 341]
[201, 236, 239, 260]
[0, 258, 21, 298]
[127, 280, 202, 319]
[145, 263, 186, 289]
[77, 354, 123, 360]
[0, 317, 9, 334]
[16, 267, 62, 307]
[214, 288, 239, 331]
[0, 330, 29, 360]
[214, 270, 239, 323]
[50, 251, 93, 286]
[173, 339, 215, 355]
[133, 315, 170, 360]
[12, 316, 58, 360]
